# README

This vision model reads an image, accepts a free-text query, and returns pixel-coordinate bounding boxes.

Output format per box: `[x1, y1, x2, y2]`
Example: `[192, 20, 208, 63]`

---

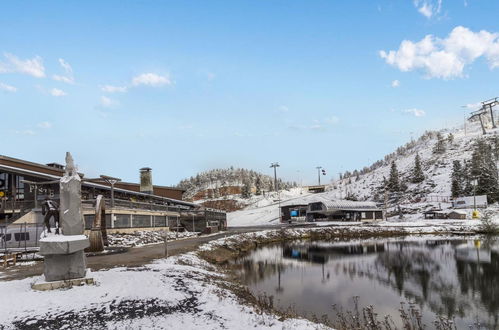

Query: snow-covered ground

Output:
[2, 217, 498, 329]
[0, 252, 324, 329]
[107, 230, 199, 247]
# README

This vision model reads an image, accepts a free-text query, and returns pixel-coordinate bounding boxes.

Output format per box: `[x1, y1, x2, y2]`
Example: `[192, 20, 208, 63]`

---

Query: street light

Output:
[270, 162, 280, 192]
[270, 162, 281, 223]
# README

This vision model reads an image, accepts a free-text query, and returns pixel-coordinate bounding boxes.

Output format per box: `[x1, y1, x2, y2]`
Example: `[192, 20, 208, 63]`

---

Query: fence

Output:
[0, 222, 44, 254]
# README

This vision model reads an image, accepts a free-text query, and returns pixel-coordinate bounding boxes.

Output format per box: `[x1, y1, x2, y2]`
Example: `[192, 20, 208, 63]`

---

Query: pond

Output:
[234, 236, 499, 329]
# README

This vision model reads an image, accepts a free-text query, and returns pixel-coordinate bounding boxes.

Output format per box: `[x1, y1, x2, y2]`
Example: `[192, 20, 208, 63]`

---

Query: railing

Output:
[0, 222, 43, 254]
[81, 197, 185, 213]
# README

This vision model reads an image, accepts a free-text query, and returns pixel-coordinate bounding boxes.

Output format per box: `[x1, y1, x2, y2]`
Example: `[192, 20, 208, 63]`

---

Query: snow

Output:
[228, 120, 499, 227]
[0, 252, 325, 329]
[39, 234, 87, 242]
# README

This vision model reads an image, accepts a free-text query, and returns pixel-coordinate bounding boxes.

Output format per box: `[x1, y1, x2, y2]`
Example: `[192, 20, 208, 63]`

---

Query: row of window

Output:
[84, 214, 178, 229]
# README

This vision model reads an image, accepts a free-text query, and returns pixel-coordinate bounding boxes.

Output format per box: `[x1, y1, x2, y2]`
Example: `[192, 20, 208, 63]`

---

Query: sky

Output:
[2, 0, 499, 186]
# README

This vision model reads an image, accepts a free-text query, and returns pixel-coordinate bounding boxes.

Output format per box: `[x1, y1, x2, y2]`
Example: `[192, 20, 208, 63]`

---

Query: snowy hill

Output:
[228, 118, 499, 227]
[329, 119, 498, 204]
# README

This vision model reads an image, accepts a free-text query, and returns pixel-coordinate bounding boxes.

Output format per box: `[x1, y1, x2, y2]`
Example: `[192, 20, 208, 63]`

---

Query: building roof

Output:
[281, 195, 380, 211]
[0, 160, 194, 208]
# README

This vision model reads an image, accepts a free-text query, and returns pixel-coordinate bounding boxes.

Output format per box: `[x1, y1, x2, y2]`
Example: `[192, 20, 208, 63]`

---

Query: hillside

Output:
[228, 117, 499, 226]
[330, 119, 498, 205]
[176, 167, 297, 211]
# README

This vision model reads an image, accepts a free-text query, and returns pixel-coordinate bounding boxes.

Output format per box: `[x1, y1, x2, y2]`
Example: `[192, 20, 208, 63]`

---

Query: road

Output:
[0, 227, 264, 281]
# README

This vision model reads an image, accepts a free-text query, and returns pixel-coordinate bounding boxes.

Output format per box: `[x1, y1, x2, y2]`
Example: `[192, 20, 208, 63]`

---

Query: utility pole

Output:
[270, 162, 280, 191]
[316, 166, 322, 185]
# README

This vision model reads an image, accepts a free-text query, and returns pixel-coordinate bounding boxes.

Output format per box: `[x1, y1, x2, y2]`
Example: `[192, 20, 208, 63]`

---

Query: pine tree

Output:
[255, 176, 262, 195]
[447, 133, 454, 146]
[241, 179, 252, 199]
[387, 160, 400, 192]
[451, 160, 464, 198]
[469, 139, 499, 202]
[411, 153, 424, 183]
[433, 132, 446, 154]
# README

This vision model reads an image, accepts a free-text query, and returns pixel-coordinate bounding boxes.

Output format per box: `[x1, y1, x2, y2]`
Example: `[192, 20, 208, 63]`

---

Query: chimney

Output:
[140, 167, 153, 194]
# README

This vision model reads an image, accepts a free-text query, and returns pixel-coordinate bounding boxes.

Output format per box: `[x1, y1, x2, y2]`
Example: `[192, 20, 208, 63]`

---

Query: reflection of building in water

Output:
[283, 242, 385, 264]
[455, 242, 491, 263]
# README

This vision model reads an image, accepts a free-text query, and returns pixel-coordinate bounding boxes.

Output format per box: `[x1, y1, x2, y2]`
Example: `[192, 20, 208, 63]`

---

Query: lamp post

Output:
[316, 166, 322, 185]
[99, 175, 121, 208]
[270, 162, 280, 192]
[270, 162, 281, 223]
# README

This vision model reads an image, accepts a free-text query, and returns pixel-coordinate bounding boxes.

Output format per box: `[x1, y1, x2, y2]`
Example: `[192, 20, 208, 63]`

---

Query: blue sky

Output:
[2, 0, 499, 186]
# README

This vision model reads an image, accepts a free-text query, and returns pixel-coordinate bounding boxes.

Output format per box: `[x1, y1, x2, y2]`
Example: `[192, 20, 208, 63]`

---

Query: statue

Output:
[34, 152, 92, 289]
[41, 197, 60, 234]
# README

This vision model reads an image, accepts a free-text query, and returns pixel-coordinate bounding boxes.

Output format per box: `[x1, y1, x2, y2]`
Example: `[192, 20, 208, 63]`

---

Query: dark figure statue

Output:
[42, 198, 60, 234]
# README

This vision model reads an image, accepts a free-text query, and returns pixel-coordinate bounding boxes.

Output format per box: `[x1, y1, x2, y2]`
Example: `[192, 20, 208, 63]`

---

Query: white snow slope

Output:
[228, 120, 498, 227]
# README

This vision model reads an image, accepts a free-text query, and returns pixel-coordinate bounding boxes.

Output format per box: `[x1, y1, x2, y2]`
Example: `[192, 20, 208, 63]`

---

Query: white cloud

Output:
[391, 79, 400, 87]
[101, 85, 127, 93]
[0, 82, 17, 92]
[402, 108, 426, 117]
[278, 105, 289, 112]
[100, 96, 118, 108]
[414, 0, 442, 18]
[0, 53, 45, 78]
[37, 121, 52, 129]
[52, 58, 74, 84]
[132, 73, 171, 87]
[15, 129, 36, 135]
[325, 116, 340, 124]
[50, 88, 67, 97]
[380, 26, 499, 79]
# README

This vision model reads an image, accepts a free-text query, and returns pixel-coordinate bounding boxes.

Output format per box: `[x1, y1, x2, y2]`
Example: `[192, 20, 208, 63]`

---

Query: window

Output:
[154, 216, 167, 227]
[114, 214, 131, 228]
[133, 215, 151, 228]
[14, 232, 29, 241]
[5, 234, 11, 241]
[361, 212, 366, 219]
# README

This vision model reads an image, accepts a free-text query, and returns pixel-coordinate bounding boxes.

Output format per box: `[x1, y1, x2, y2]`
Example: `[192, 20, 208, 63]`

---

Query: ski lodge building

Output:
[280, 196, 383, 223]
[0, 155, 226, 233]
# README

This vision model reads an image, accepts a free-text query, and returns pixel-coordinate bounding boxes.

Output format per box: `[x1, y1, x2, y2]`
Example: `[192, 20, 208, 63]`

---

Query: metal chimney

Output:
[139, 167, 153, 194]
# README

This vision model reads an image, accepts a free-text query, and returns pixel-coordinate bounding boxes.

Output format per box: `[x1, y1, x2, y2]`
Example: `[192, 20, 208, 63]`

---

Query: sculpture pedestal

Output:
[39, 235, 91, 282]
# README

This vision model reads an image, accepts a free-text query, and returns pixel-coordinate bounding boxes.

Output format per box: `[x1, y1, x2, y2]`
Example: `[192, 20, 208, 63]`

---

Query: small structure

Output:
[452, 195, 488, 209]
[447, 210, 467, 220]
[307, 185, 326, 193]
[423, 209, 447, 219]
[307, 198, 383, 222]
[280, 202, 308, 223]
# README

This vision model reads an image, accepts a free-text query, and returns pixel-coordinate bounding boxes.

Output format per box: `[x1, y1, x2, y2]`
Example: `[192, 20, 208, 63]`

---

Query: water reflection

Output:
[235, 237, 499, 329]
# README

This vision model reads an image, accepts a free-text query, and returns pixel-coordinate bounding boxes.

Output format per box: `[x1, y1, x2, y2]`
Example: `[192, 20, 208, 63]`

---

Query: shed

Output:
[447, 210, 467, 220]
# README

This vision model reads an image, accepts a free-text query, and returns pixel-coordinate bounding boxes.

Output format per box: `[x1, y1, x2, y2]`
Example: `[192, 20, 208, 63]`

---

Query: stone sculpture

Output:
[37, 152, 90, 284]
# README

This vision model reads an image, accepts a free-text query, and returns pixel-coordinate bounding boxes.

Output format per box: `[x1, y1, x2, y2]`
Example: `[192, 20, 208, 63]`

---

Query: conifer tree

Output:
[411, 153, 424, 183]
[433, 132, 446, 154]
[447, 133, 454, 146]
[241, 179, 252, 198]
[451, 160, 464, 198]
[387, 160, 400, 192]
[255, 176, 262, 195]
[469, 139, 499, 202]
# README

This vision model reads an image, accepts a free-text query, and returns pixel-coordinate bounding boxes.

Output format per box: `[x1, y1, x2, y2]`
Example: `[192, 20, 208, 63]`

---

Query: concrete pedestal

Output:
[39, 235, 90, 282]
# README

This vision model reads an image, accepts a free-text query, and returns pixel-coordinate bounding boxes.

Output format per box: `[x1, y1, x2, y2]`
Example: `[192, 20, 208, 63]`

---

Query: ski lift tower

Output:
[482, 97, 499, 129]
[469, 108, 488, 135]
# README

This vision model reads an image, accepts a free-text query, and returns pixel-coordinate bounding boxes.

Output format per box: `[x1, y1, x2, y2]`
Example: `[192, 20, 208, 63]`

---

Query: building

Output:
[281, 196, 383, 223]
[452, 195, 488, 209]
[307, 198, 383, 221]
[0, 155, 226, 233]
[447, 210, 467, 220]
